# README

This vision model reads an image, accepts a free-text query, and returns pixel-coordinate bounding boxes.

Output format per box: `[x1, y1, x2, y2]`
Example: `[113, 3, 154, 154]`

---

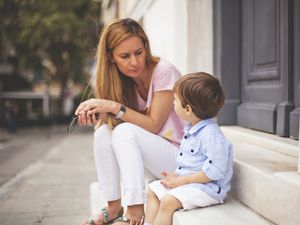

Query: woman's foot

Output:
[112, 204, 144, 225]
[83, 205, 123, 225]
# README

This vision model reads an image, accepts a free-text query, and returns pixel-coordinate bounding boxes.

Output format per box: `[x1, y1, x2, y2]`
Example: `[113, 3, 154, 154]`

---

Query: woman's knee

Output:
[112, 122, 140, 143]
[93, 124, 112, 149]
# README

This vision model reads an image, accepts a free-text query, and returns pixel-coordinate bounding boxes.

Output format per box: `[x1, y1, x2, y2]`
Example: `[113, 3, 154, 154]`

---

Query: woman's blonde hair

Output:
[95, 18, 159, 129]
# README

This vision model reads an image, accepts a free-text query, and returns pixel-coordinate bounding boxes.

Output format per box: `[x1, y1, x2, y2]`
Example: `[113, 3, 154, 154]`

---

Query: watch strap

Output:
[115, 104, 126, 119]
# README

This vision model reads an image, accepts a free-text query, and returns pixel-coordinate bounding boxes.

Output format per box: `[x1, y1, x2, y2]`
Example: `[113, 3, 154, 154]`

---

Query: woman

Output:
[75, 18, 184, 225]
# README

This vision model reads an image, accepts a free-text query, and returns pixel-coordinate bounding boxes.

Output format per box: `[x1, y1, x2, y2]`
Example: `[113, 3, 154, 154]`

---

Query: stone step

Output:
[221, 126, 300, 225]
[173, 196, 273, 225]
[221, 126, 298, 158]
[89, 182, 273, 225]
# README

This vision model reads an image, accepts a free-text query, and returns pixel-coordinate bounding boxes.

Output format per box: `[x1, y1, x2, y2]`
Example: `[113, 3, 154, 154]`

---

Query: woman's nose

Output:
[130, 55, 138, 66]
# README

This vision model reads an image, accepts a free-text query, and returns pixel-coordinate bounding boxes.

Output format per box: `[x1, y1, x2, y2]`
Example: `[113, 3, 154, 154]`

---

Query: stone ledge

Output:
[90, 182, 272, 225]
[222, 126, 300, 225]
[173, 196, 273, 225]
[221, 126, 298, 158]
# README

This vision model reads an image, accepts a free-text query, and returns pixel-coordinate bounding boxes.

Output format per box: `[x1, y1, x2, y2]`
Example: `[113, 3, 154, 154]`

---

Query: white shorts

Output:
[149, 180, 221, 210]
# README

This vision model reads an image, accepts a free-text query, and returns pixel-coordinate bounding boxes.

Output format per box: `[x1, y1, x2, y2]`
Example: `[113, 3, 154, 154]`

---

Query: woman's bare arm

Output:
[75, 90, 174, 133]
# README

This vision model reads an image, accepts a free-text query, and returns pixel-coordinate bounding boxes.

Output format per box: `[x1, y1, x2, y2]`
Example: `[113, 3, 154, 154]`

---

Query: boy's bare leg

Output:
[153, 194, 182, 225]
[144, 190, 160, 224]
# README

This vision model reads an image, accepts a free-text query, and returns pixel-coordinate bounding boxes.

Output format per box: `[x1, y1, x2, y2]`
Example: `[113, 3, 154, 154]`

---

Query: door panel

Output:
[253, 0, 277, 80]
[238, 0, 294, 136]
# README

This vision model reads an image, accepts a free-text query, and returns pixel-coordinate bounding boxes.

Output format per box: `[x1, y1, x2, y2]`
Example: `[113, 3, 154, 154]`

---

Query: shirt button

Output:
[190, 149, 194, 153]
[179, 152, 183, 156]
[209, 160, 212, 164]
[178, 166, 182, 170]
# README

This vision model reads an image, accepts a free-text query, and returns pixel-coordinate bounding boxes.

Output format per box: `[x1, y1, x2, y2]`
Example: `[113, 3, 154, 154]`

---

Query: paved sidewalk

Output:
[0, 127, 97, 225]
[0, 126, 67, 186]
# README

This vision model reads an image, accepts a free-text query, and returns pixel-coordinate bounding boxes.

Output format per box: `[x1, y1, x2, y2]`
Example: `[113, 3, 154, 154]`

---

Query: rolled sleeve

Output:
[202, 134, 230, 181]
[202, 159, 224, 180]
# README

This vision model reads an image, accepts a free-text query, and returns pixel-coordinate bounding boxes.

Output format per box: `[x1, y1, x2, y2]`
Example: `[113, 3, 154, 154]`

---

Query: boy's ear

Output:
[185, 105, 193, 116]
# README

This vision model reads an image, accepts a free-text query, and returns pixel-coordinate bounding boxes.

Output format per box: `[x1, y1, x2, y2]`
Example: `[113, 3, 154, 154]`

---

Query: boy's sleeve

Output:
[202, 134, 231, 181]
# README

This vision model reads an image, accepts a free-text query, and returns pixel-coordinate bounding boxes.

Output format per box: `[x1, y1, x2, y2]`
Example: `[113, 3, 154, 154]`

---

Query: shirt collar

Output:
[183, 119, 213, 136]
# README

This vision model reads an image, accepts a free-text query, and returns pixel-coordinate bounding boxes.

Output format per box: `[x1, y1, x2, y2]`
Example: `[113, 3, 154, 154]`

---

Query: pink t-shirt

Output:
[137, 59, 184, 145]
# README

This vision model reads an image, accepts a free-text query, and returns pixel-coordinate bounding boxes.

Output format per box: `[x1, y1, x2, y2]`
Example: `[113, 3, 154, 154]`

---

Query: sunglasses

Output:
[66, 77, 94, 135]
[67, 113, 100, 135]
[66, 115, 79, 135]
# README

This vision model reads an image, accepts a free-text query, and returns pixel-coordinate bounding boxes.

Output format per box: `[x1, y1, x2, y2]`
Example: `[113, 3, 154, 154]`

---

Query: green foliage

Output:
[0, 0, 101, 85]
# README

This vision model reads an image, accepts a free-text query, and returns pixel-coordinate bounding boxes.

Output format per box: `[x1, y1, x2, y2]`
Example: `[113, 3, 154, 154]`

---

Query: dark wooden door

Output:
[290, 0, 300, 139]
[237, 0, 298, 139]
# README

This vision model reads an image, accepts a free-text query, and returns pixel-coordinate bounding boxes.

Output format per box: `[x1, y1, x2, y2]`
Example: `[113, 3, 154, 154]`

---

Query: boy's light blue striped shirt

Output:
[175, 119, 233, 201]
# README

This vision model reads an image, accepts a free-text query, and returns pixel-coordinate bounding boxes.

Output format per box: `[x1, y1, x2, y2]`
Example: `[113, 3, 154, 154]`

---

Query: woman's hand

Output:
[160, 171, 180, 189]
[74, 98, 119, 125]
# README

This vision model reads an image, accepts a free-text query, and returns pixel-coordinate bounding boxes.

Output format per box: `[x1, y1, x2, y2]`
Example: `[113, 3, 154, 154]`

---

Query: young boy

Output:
[144, 72, 233, 225]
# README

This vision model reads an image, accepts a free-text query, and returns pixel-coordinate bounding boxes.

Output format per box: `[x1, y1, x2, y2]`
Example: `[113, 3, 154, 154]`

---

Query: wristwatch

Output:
[115, 104, 126, 119]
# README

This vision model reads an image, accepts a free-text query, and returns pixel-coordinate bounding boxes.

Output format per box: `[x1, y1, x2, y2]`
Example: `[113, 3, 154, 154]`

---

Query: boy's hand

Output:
[160, 172, 180, 189]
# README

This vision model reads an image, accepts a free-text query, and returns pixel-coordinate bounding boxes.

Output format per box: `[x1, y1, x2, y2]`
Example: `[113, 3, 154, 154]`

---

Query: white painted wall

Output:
[187, 0, 213, 74]
[143, 0, 188, 74]
[121, 0, 214, 76]
[101, 0, 119, 25]
[119, 0, 139, 19]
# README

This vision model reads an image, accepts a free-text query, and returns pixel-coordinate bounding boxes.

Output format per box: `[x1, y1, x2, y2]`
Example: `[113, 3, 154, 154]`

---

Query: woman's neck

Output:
[134, 66, 153, 99]
[133, 66, 151, 87]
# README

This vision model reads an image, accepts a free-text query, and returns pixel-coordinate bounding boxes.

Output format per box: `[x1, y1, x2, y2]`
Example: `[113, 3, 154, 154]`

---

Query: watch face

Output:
[121, 105, 126, 113]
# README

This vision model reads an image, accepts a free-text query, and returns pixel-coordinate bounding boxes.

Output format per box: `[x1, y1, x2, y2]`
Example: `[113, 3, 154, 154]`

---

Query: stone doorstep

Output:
[173, 196, 273, 225]
[221, 126, 298, 158]
[89, 182, 272, 225]
[222, 126, 300, 225]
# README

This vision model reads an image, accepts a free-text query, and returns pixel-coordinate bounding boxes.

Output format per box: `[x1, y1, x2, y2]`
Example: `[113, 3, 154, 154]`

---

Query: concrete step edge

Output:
[89, 182, 273, 225]
[221, 126, 298, 158]
[226, 132, 300, 225]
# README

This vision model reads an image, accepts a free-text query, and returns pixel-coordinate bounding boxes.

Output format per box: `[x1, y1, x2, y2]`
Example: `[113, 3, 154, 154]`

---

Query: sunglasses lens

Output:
[67, 116, 78, 134]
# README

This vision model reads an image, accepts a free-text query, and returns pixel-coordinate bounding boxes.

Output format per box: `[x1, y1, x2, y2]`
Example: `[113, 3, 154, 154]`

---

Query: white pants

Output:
[93, 122, 179, 206]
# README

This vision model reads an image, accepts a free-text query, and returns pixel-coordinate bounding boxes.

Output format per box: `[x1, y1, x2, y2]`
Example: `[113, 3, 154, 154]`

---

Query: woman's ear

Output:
[109, 52, 115, 63]
[110, 57, 115, 63]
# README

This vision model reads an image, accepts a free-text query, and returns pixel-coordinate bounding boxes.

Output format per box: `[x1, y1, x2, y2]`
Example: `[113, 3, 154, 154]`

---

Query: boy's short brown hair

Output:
[173, 72, 225, 120]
